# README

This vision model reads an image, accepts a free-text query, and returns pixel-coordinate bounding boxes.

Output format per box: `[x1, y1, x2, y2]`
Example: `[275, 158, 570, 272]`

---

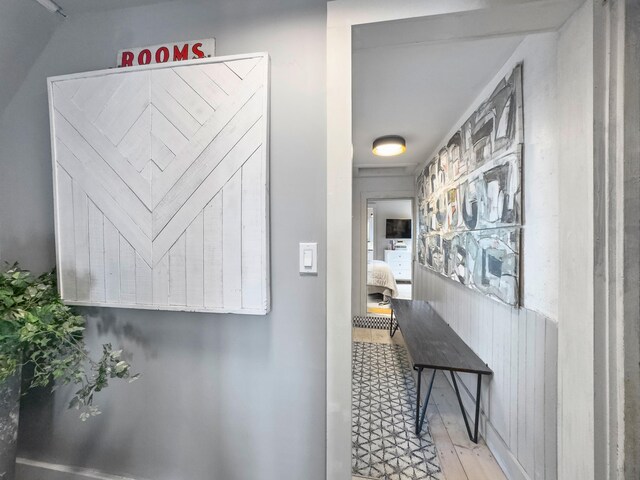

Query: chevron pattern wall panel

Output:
[48, 53, 270, 314]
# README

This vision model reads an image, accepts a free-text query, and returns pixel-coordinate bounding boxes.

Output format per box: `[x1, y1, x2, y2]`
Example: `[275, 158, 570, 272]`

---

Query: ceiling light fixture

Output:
[372, 135, 406, 157]
[34, 0, 67, 17]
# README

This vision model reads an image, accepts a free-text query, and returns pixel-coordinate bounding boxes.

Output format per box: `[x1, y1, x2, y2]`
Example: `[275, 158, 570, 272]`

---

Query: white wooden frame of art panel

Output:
[48, 53, 270, 315]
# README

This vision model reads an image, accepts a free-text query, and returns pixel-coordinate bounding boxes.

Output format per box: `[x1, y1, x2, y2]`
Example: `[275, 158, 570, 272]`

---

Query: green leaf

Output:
[0, 263, 140, 420]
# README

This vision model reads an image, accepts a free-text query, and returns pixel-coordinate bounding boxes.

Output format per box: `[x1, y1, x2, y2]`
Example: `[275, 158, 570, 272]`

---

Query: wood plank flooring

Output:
[352, 327, 507, 480]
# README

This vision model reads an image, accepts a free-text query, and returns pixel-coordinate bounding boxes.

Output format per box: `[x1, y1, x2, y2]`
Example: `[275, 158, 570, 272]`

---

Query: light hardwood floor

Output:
[352, 327, 507, 480]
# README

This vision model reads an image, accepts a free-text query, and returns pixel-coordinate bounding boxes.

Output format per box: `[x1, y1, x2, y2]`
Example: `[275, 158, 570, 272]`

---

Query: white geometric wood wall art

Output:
[48, 53, 270, 314]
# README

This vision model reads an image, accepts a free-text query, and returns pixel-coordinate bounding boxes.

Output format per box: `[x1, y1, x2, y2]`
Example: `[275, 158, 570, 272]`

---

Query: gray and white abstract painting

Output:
[417, 64, 523, 306]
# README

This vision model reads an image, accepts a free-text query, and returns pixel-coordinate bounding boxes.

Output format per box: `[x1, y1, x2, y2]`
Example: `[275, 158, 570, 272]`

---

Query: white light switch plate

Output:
[299, 243, 318, 275]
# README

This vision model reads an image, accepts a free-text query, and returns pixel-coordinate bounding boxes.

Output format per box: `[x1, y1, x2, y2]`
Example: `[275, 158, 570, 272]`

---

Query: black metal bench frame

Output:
[389, 303, 491, 444]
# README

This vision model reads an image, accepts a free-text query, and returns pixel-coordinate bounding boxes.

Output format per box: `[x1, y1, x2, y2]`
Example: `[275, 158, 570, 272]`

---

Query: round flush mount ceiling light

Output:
[372, 135, 406, 157]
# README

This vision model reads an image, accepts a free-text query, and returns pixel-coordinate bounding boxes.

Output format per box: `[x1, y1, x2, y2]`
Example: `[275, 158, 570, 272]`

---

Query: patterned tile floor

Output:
[352, 341, 443, 480]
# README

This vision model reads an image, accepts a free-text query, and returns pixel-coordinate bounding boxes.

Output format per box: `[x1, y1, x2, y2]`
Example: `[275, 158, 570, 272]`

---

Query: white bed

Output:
[367, 260, 398, 299]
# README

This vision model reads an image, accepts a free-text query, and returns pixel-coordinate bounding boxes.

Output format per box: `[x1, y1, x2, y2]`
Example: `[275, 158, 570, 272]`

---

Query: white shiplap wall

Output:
[414, 265, 557, 480]
[408, 33, 561, 480]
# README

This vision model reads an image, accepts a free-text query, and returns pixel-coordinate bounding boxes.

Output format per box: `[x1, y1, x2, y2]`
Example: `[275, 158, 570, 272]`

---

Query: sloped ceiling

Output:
[0, 0, 179, 119]
[0, 0, 60, 118]
[351, 0, 583, 173]
[352, 35, 524, 171]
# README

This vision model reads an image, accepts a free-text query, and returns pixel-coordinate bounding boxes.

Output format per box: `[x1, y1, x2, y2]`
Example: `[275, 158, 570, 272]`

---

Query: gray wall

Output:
[0, 2, 327, 479]
[0, 0, 60, 119]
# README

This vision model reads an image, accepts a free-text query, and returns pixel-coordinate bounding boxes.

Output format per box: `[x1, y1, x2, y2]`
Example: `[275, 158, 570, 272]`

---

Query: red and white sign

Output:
[117, 38, 216, 68]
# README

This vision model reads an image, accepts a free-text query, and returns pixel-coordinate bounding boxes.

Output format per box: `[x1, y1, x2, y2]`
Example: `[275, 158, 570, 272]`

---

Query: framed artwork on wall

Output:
[416, 63, 523, 306]
[48, 53, 270, 314]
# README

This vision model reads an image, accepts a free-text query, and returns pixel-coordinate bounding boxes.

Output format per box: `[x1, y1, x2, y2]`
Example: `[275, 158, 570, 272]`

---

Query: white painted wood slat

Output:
[174, 65, 228, 110]
[533, 312, 546, 480]
[94, 71, 149, 145]
[185, 212, 204, 307]
[49, 54, 270, 314]
[151, 105, 188, 155]
[152, 253, 169, 306]
[72, 182, 90, 301]
[222, 171, 242, 310]
[152, 68, 214, 124]
[150, 82, 200, 136]
[169, 234, 186, 305]
[200, 63, 242, 95]
[118, 106, 152, 172]
[119, 236, 137, 304]
[72, 74, 122, 123]
[203, 193, 223, 309]
[88, 201, 106, 303]
[135, 254, 152, 305]
[103, 217, 120, 304]
[241, 149, 264, 310]
[55, 168, 77, 300]
[227, 57, 261, 79]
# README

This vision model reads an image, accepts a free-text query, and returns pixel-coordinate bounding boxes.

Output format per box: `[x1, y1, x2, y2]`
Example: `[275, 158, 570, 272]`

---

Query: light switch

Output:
[303, 249, 313, 267]
[299, 242, 317, 275]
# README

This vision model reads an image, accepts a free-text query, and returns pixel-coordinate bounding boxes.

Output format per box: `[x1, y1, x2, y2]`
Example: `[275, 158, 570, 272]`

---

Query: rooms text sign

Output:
[117, 38, 216, 67]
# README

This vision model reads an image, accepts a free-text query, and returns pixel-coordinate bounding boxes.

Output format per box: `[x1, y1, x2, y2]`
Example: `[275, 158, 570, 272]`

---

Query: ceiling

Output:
[352, 33, 525, 174]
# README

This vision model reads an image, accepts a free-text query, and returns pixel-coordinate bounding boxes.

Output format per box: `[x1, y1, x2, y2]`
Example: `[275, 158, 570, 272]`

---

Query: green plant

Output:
[0, 263, 138, 420]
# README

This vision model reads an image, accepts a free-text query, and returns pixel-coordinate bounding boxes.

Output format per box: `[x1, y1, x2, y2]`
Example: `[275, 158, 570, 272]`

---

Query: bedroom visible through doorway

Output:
[365, 198, 413, 319]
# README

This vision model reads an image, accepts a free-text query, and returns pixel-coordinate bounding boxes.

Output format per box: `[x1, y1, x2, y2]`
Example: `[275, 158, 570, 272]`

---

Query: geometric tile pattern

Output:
[353, 316, 391, 330]
[352, 342, 443, 480]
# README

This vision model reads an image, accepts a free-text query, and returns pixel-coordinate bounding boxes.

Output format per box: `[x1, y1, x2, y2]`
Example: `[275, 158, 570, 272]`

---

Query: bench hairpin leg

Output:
[416, 369, 437, 435]
[415, 367, 423, 434]
[389, 309, 398, 337]
[450, 371, 483, 443]
[473, 372, 482, 443]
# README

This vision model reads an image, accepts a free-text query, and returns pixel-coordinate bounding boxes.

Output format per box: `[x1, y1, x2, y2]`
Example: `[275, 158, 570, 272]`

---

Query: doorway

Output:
[327, 2, 601, 480]
[364, 198, 413, 318]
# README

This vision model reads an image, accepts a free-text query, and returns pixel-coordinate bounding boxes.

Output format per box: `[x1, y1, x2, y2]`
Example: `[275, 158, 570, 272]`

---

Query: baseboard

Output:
[16, 458, 145, 480]
[483, 421, 531, 480]
[445, 373, 531, 480]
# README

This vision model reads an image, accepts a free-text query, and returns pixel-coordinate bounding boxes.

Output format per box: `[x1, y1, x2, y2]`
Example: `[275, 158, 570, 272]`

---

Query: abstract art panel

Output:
[418, 228, 520, 307]
[48, 54, 270, 314]
[417, 64, 523, 306]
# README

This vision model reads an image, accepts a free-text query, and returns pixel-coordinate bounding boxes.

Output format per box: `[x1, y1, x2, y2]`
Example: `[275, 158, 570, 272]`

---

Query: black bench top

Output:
[390, 299, 492, 375]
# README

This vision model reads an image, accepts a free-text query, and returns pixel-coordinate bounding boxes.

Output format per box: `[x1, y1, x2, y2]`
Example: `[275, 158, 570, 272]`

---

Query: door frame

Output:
[358, 193, 415, 317]
[325, 1, 607, 479]
[326, 5, 466, 476]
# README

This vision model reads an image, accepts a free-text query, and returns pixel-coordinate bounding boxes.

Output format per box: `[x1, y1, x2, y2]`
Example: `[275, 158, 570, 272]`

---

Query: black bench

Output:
[389, 298, 493, 443]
